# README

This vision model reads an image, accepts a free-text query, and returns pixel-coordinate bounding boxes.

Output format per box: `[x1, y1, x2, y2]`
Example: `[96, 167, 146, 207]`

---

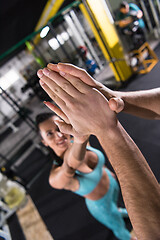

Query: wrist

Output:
[95, 120, 120, 141]
[96, 84, 115, 100]
[73, 134, 89, 144]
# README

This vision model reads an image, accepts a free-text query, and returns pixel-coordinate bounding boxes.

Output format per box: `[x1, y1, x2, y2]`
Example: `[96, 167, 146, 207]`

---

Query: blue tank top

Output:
[74, 146, 105, 196]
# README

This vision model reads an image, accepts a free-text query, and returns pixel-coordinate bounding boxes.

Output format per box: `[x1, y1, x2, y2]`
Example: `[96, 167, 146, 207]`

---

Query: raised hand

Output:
[43, 101, 89, 143]
[47, 63, 124, 114]
[37, 67, 118, 137]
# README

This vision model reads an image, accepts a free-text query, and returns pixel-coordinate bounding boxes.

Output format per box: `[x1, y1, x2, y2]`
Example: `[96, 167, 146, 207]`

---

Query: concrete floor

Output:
[17, 196, 53, 240]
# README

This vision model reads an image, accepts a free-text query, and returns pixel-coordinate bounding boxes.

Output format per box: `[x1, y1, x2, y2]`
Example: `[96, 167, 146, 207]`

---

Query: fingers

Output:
[39, 77, 66, 110]
[48, 63, 96, 87]
[58, 71, 91, 94]
[43, 101, 70, 124]
[47, 63, 59, 73]
[54, 119, 74, 135]
[44, 67, 90, 94]
[108, 97, 124, 113]
[38, 69, 76, 108]
[39, 68, 82, 98]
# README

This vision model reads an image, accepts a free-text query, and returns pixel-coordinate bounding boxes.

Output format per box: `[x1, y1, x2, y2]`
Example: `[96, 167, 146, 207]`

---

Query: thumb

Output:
[54, 119, 74, 135]
[109, 97, 124, 113]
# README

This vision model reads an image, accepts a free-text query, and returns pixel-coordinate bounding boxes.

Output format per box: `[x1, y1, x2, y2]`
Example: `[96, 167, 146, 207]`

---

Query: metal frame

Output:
[130, 42, 159, 74]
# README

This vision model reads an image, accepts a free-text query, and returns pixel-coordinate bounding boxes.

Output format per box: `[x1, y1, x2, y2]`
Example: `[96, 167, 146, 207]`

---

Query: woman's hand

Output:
[43, 101, 89, 144]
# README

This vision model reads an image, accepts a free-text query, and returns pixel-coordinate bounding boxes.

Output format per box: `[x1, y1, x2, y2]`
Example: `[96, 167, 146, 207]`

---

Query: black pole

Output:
[0, 153, 10, 163]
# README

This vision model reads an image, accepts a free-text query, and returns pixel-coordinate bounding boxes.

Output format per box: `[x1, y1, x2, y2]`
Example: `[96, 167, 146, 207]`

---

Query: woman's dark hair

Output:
[120, 1, 128, 9]
[35, 112, 63, 166]
[35, 112, 56, 132]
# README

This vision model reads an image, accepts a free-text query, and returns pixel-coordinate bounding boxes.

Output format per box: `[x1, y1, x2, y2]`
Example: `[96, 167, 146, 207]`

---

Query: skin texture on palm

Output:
[37, 64, 160, 240]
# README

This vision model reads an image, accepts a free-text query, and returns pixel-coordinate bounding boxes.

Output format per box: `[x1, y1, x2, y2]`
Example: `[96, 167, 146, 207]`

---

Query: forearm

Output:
[50, 139, 89, 189]
[99, 86, 160, 119]
[66, 137, 89, 169]
[49, 163, 75, 189]
[97, 123, 160, 239]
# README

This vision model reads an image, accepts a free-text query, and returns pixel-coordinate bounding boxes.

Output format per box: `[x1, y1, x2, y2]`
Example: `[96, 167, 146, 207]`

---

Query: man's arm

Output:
[101, 87, 160, 120]
[129, 3, 143, 19]
[38, 66, 160, 240]
[97, 122, 160, 240]
[115, 17, 133, 28]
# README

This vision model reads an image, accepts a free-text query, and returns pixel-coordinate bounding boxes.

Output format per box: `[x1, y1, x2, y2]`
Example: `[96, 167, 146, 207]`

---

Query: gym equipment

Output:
[0, 230, 11, 240]
[0, 87, 35, 131]
[138, 0, 160, 38]
[129, 42, 159, 74]
[80, 0, 133, 82]
[0, 174, 27, 240]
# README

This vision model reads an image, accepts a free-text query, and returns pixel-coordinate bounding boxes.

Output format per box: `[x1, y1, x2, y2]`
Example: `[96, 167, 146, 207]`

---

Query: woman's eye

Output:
[47, 131, 53, 137]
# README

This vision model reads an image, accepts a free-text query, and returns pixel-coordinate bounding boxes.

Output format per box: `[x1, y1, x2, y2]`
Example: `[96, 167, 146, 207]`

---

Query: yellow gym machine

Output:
[79, 0, 133, 82]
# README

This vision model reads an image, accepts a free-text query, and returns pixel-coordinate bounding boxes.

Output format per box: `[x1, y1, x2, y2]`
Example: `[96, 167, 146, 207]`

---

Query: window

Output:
[0, 69, 19, 91]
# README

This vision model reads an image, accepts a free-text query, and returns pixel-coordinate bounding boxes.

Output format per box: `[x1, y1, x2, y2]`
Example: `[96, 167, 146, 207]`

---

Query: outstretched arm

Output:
[48, 63, 160, 120]
[49, 132, 89, 190]
[53, 117, 89, 170]
[43, 102, 90, 170]
[37, 66, 160, 240]
[108, 88, 160, 119]
[108, 88, 160, 120]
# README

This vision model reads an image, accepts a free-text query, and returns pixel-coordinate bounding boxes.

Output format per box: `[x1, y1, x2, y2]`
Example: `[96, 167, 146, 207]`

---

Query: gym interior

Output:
[0, 0, 160, 239]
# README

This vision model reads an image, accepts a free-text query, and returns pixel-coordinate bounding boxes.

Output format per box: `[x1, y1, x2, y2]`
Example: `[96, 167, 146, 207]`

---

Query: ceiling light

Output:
[40, 26, 50, 38]
[48, 38, 60, 50]
[57, 34, 64, 45]
[61, 32, 69, 41]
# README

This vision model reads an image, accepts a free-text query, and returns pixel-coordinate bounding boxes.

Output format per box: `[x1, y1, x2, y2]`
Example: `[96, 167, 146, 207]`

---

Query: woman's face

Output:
[39, 116, 70, 157]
